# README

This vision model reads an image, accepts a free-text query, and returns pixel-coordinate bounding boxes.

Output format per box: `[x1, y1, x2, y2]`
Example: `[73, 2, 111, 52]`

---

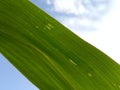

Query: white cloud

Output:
[44, 0, 120, 64]
[75, 0, 120, 64]
[46, 0, 52, 5]
[46, 0, 112, 32]
[52, 0, 87, 15]
[47, 0, 110, 16]
[61, 17, 100, 32]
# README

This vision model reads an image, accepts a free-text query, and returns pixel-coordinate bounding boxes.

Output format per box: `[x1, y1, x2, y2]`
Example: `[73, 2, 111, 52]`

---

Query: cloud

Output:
[44, 0, 120, 64]
[46, 0, 110, 17]
[60, 16, 100, 33]
[52, 0, 86, 15]
[46, 0, 52, 5]
[39, 0, 120, 64]
[75, 0, 120, 63]
[45, 0, 111, 32]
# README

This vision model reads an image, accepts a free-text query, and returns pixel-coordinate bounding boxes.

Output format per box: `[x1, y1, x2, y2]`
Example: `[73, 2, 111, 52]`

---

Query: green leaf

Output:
[0, 0, 120, 89]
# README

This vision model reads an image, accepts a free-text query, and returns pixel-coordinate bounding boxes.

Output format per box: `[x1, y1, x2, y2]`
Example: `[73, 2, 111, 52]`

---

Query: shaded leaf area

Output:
[0, 0, 120, 90]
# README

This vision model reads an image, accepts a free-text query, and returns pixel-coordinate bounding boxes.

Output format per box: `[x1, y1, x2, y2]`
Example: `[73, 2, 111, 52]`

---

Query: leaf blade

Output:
[0, 0, 120, 89]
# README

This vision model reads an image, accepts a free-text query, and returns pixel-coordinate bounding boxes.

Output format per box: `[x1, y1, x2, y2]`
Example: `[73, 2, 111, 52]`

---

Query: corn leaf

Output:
[0, 0, 120, 90]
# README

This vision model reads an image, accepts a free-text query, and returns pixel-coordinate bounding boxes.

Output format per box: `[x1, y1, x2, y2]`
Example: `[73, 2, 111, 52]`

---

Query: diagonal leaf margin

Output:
[0, 0, 120, 89]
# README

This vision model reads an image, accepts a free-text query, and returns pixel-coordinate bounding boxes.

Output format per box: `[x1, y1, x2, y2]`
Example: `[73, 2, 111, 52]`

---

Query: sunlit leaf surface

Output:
[0, 0, 120, 90]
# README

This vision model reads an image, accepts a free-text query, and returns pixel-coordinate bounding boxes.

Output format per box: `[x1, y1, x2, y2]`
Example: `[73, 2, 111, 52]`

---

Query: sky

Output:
[0, 54, 39, 90]
[0, 0, 120, 90]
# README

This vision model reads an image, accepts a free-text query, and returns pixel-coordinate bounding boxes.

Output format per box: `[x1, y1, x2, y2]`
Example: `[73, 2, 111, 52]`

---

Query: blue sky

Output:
[0, 54, 39, 90]
[0, 0, 120, 90]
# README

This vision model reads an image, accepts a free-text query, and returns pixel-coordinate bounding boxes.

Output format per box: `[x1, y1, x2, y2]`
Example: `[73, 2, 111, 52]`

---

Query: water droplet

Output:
[88, 73, 92, 77]
[69, 59, 77, 65]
